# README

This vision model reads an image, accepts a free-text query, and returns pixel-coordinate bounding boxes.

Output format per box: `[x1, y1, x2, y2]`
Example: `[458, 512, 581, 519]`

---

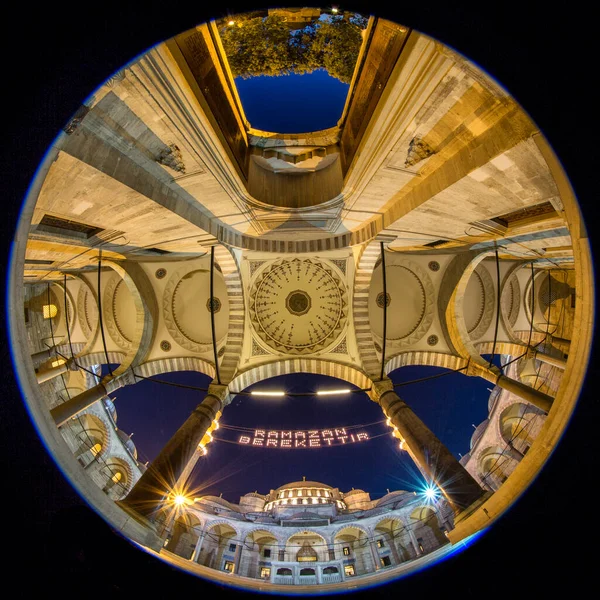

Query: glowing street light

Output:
[422, 484, 440, 501]
[228, 20, 235, 26]
[172, 494, 189, 506]
[316, 388, 351, 396]
[250, 390, 285, 397]
[331, 6, 339, 13]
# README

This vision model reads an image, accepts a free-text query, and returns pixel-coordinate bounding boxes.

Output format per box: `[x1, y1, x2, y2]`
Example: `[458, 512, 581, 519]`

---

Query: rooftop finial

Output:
[302, 475, 306, 481]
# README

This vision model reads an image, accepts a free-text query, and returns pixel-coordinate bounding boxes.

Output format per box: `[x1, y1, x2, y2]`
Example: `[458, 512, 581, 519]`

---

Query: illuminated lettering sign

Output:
[235, 428, 370, 448]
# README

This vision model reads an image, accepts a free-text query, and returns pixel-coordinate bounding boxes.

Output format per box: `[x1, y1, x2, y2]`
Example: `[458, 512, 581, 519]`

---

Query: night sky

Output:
[111, 364, 495, 502]
[235, 69, 349, 132]
[2, 1, 598, 597]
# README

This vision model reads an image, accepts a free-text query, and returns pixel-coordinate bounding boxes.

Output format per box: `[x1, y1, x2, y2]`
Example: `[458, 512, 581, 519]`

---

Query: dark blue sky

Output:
[112, 364, 493, 502]
[235, 69, 349, 133]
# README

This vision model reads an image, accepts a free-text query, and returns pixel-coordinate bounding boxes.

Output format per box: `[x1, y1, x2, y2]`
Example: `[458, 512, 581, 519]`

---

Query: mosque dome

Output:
[275, 480, 332, 492]
[116, 429, 137, 460]
[375, 490, 410, 508]
[470, 420, 490, 450]
[102, 397, 117, 424]
[343, 488, 366, 497]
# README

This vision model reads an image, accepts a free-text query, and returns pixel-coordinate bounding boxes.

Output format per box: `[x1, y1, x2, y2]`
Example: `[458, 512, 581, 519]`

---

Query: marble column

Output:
[368, 540, 381, 571]
[191, 529, 206, 563]
[372, 380, 486, 513]
[31, 347, 55, 366]
[121, 383, 230, 519]
[467, 362, 554, 414]
[531, 350, 567, 369]
[35, 358, 72, 384]
[50, 370, 134, 426]
[233, 544, 243, 574]
[407, 527, 422, 556]
[384, 532, 401, 565]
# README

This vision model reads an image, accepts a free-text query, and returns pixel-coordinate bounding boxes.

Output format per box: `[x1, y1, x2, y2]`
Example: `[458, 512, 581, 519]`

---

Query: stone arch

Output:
[99, 455, 133, 501]
[498, 401, 545, 455]
[242, 529, 281, 578]
[166, 512, 202, 559]
[243, 527, 285, 546]
[476, 445, 519, 491]
[133, 357, 216, 381]
[385, 350, 467, 375]
[76, 351, 126, 370]
[409, 505, 447, 552]
[212, 244, 245, 384]
[199, 521, 240, 570]
[499, 262, 526, 344]
[283, 530, 329, 563]
[98, 259, 158, 380]
[442, 249, 498, 369]
[332, 525, 374, 574]
[374, 516, 410, 565]
[66, 412, 111, 468]
[230, 358, 372, 394]
[74, 272, 101, 356]
[49, 279, 77, 343]
[352, 240, 382, 376]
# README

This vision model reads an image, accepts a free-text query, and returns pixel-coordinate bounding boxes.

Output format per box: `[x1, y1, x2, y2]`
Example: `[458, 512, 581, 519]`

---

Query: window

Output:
[277, 568, 292, 576]
[298, 490, 302, 496]
[90, 443, 102, 457]
[260, 567, 271, 579]
[344, 565, 356, 577]
[42, 304, 57, 319]
[323, 566, 339, 574]
[111, 471, 122, 484]
[263, 548, 271, 558]
[229, 543, 236, 552]
[343, 546, 350, 556]
[376, 539, 385, 548]
[37, 214, 103, 239]
[299, 568, 315, 576]
[417, 538, 424, 553]
[307, 490, 312, 496]
[381, 556, 391, 567]
[223, 561, 234, 573]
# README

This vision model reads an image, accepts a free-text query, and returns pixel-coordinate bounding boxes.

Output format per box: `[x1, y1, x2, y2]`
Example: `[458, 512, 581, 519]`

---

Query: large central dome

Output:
[249, 258, 347, 354]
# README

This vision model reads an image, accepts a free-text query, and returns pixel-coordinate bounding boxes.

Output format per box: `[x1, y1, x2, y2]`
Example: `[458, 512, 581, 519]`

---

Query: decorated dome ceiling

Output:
[249, 258, 347, 355]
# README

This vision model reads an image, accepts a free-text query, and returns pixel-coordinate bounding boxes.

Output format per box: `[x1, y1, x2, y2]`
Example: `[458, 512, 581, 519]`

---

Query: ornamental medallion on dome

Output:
[249, 258, 348, 355]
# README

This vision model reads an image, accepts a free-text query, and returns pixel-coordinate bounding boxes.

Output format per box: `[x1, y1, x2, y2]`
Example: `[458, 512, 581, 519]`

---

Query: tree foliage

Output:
[220, 13, 368, 83]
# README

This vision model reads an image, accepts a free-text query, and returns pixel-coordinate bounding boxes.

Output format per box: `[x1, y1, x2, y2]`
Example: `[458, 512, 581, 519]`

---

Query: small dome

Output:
[343, 488, 366, 497]
[375, 490, 409, 508]
[116, 429, 137, 459]
[243, 491, 266, 499]
[488, 386, 501, 413]
[199, 495, 241, 512]
[470, 419, 490, 450]
[102, 397, 117, 423]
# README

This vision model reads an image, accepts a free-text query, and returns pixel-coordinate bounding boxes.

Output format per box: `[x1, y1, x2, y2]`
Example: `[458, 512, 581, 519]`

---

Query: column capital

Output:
[207, 382, 231, 406]
[525, 346, 537, 360]
[369, 378, 395, 403]
[465, 360, 501, 383]
[104, 369, 137, 392]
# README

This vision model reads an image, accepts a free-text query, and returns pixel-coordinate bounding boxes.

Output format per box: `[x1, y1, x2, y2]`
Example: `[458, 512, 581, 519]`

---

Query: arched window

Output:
[277, 568, 292, 576]
[300, 568, 315, 576]
[323, 566, 339, 574]
[43, 304, 57, 319]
